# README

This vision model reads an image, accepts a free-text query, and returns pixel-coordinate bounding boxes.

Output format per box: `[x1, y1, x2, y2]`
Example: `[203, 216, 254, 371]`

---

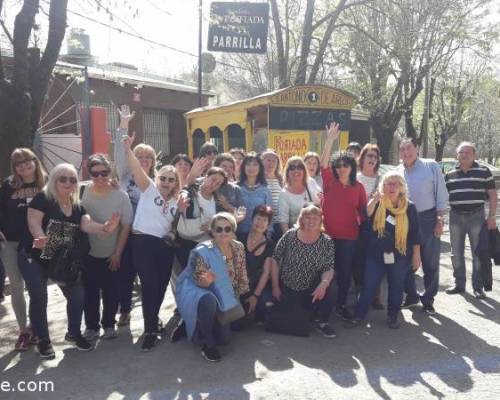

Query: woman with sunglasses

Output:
[261, 149, 284, 241]
[320, 123, 367, 321]
[0, 148, 46, 351]
[354, 144, 384, 309]
[122, 134, 187, 351]
[80, 154, 133, 341]
[176, 212, 249, 362]
[19, 163, 120, 359]
[237, 152, 272, 238]
[278, 157, 320, 234]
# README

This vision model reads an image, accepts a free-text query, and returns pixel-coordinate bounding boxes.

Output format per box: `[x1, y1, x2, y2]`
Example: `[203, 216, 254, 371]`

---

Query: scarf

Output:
[373, 196, 409, 255]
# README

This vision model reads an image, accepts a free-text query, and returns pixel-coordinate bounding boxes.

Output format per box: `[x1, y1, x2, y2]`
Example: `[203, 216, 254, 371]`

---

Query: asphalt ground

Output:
[1, 222, 499, 399]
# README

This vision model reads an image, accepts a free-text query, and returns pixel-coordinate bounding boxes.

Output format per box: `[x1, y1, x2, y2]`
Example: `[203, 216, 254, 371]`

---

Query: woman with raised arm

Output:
[122, 133, 187, 351]
[20, 163, 119, 359]
[345, 172, 422, 329]
[0, 148, 46, 351]
[320, 123, 367, 321]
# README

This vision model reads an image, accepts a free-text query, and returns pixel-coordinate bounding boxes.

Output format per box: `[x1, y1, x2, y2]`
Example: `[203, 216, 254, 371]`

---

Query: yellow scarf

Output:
[373, 196, 409, 255]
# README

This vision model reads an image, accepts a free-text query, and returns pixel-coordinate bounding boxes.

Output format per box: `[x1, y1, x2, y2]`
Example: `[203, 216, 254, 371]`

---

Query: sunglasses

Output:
[214, 226, 232, 233]
[90, 170, 110, 178]
[334, 163, 350, 169]
[159, 176, 176, 183]
[288, 164, 305, 171]
[13, 158, 35, 167]
[58, 176, 77, 184]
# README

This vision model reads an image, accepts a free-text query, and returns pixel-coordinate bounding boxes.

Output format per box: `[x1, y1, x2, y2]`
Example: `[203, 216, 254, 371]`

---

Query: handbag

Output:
[177, 193, 206, 241]
[47, 245, 83, 286]
[216, 302, 245, 325]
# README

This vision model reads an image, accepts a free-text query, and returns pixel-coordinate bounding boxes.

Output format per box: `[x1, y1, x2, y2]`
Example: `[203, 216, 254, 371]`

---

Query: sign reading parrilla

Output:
[208, 2, 269, 54]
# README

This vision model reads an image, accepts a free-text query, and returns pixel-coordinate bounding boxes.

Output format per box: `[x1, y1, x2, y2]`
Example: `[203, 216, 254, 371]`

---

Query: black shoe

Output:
[446, 286, 465, 295]
[387, 316, 401, 329]
[73, 335, 93, 351]
[473, 289, 486, 299]
[154, 321, 166, 337]
[201, 345, 221, 362]
[422, 303, 436, 315]
[37, 340, 55, 359]
[402, 297, 420, 309]
[141, 334, 157, 352]
[335, 307, 353, 321]
[316, 323, 337, 338]
[170, 319, 187, 343]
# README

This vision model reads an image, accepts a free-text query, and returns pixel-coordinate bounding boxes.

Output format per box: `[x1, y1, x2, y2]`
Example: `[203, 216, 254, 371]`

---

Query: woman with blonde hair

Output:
[303, 152, 322, 188]
[0, 148, 46, 351]
[346, 172, 422, 329]
[278, 156, 320, 234]
[19, 163, 120, 358]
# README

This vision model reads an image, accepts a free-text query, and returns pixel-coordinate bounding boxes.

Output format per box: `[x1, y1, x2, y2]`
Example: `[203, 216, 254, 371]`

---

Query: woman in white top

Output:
[122, 134, 187, 351]
[261, 149, 284, 241]
[278, 156, 320, 233]
[354, 143, 384, 309]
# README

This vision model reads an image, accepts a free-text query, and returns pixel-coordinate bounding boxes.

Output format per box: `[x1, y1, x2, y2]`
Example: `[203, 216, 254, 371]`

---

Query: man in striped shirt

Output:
[444, 142, 497, 299]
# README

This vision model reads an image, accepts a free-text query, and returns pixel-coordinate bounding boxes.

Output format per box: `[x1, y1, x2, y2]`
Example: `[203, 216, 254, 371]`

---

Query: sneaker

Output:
[344, 318, 363, 329]
[402, 296, 420, 309]
[473, 289, 486, 299]
[446, 286, 465, 295]
[316, 323, 337, 338]
[102, 327, 118, 339]
[117, 313, 130, 327]
[170, 319, 187, 343]
[154, 321, 166, 337]
[335, 307, 353, 321]
[387, 316, 401, 329]
[66, 333, 93, 351]
[141, 334, 157, 352]
[422, 303, 436, 315]
[83, 329, 100, 341]
[201, 345, 221, 362]
[37, 340, 55, 360]
[15, 332, 31, 352]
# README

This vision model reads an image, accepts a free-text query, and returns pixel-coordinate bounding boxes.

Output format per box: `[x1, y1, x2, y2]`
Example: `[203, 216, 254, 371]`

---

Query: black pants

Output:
[281, 282, 334, 323]
[174, 238, 198, 270]
[83, 255, 120, 330]
[117, 240, 135, 314]
[132, 234, 174, 334]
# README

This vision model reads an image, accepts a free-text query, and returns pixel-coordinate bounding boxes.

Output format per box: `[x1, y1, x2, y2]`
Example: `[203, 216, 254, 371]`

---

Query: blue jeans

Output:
[196, 293, 231, 348]
[355, 253, 410, 319]
[449, 207, 484, 291]
[18, 249, 85, 339]
[404, 209, 440, 306]
[334, 239, 357, 309]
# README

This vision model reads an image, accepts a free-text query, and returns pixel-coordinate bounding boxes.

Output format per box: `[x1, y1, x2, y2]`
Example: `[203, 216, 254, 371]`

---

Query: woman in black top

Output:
[0, 148, 46, 351]
[241, 205, 275, 320]
[19, 163, 119, 359]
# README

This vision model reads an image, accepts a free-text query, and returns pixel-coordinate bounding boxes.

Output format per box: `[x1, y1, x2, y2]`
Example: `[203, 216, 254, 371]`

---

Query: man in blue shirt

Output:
[397, 138, 449, 314]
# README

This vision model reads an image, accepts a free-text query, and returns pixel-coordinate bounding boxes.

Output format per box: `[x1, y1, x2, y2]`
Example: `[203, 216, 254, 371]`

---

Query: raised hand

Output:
[122, 131, 136, 152]
[325, 121, 341, 141]
[177, 193, 190, 213]
[118, 104, 135, 128]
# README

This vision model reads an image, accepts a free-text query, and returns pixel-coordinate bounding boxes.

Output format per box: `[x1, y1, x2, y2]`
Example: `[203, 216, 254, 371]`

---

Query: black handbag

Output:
[47, 245, 84, 286]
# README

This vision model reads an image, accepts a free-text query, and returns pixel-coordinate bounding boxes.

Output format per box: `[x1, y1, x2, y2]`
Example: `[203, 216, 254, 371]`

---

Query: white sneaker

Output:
[83, 329, 100, 341]
[102, 327, 117, 339]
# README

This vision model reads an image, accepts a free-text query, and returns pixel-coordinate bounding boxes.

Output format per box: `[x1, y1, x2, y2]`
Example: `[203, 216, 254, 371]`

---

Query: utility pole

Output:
[422, 66, 431, 157]
[198, 0, 203, 107]
[81, 66, 92, 175]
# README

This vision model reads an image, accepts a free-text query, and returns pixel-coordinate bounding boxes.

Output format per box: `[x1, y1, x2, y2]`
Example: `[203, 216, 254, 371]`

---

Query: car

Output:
[439, 159, 500, 187]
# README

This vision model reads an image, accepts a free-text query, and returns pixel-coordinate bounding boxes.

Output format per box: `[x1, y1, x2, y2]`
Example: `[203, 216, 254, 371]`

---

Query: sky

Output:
[1, 0, 500, 80]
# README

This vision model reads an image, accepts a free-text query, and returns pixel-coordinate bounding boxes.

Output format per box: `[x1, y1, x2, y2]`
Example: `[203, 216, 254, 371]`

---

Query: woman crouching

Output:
[175, 212, 249, 362]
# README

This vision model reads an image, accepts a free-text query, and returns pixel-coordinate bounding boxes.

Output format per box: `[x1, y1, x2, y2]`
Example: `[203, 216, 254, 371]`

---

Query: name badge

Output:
[386, 215, 396, 226]
[384, 252, 395, 264]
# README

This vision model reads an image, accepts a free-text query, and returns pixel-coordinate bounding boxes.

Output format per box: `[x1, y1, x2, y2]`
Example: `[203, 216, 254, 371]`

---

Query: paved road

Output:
[1, 225, 499, 399]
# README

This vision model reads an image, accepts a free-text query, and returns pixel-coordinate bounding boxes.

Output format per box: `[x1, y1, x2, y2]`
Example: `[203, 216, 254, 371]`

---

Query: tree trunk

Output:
[435, 141, 445, 161]
[370, 113, 396, 163]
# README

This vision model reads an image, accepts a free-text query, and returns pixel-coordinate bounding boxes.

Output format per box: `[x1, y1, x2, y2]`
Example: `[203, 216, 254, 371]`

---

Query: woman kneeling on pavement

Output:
[176, 212, 250, 362]
[270, 205, 336, 338]
[22, 164, 120, 358]
[346, 171, 422, 329]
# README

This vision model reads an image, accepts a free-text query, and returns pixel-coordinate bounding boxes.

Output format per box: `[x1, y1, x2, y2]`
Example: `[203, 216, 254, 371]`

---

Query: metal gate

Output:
[143, 108, 169, 158]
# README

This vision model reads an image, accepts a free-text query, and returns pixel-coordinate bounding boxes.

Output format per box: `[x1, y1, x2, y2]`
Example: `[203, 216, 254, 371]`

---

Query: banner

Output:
[208, 2, 269, 54]
[269, 131, 309, 164]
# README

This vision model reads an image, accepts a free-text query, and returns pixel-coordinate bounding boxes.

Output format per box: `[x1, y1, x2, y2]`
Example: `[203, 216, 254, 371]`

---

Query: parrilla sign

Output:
[207, 2, 269, 54]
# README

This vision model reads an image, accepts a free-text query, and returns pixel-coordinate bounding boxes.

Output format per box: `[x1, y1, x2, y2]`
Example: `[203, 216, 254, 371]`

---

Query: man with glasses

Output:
[444, 142, 497, 299]
[397, 137, 449, 315]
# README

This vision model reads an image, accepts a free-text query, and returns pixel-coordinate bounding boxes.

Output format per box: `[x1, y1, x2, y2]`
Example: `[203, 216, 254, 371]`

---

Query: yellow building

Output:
[185, 85, 370, 161]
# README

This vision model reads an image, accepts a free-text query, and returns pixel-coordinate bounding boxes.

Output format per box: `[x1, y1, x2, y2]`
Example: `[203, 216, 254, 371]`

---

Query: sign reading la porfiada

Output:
[208, 2, 269, 54]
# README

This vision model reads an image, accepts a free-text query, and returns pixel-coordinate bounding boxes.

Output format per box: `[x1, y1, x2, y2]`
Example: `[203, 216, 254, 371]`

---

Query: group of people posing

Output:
[0, 106, 497, 362]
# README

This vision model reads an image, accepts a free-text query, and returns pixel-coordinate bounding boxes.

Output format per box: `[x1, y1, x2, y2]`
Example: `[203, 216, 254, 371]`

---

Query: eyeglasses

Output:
[204, 150, 218, 156]
[365, 154, 379, 159]
[214, 226, 232, 233]
[13, 158, 35, 167]
[90, 170, 110, 178]
[159, 176, 176, 183]
[334, 163, 349, 169]
[384, 182, 400, 187]
[58, 176, 77, 184]
[288, 164, 305, 171]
